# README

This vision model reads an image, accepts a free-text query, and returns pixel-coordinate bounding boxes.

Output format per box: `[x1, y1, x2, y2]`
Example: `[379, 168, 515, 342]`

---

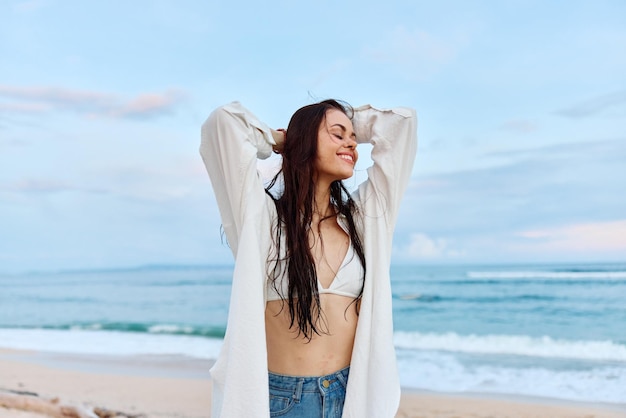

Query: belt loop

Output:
[336, 366, 350, 388]
[294, 378, 304, 403]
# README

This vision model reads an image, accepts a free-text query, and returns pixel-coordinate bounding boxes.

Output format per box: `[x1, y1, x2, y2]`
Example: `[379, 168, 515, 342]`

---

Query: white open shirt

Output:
[200, 101, 417, 418]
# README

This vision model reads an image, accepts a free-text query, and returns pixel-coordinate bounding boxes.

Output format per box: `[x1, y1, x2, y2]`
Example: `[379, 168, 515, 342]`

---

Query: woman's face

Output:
[314, 109, 358, 184]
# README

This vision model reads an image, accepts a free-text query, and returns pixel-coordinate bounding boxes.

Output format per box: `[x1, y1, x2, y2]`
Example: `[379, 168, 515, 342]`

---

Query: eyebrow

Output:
[331, 123, 357, 138]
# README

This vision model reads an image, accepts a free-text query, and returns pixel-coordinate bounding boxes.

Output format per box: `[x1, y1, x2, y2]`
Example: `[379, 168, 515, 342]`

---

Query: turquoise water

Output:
[1, 262, 625, 404]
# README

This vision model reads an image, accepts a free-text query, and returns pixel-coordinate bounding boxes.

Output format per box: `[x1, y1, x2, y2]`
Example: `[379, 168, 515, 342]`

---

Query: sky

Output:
[1, 0, 625, 273]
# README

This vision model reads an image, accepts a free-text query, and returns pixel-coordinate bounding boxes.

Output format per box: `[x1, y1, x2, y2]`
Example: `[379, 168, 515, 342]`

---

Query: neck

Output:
[312, 179, 334, 222]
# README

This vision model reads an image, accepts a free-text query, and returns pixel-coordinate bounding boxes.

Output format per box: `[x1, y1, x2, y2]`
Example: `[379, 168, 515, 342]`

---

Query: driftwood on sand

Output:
[0, 388, 144, 418]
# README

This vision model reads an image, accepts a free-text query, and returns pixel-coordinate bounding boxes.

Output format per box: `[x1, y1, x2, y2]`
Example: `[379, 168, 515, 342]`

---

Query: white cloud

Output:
[104, 90, 185, 119]
[515, 220, 626, 253]
[0, 85, 185, 120]
[395, 232, 465, 260]
[0, 102, 50, 113]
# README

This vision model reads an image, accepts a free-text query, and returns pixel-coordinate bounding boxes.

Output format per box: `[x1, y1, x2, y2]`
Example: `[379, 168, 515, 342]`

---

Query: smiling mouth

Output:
[339, 154, 354, 164]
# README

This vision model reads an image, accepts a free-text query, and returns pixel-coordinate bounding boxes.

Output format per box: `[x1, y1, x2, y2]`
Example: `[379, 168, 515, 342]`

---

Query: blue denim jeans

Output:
[268, 366, 350, 417]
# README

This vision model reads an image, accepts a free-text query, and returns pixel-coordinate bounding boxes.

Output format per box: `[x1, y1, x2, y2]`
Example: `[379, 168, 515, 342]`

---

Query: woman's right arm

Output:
[199, 102, 282, 256]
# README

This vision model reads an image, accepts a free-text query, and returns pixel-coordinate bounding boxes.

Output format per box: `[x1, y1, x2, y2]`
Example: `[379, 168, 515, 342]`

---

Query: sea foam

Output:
[393, 331, 626, 362]
[0, 328, 222, 359]
[397, 350, 626, 404]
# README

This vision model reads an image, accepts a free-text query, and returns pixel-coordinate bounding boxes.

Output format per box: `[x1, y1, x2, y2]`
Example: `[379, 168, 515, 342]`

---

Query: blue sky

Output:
[1, 0, 625, 272]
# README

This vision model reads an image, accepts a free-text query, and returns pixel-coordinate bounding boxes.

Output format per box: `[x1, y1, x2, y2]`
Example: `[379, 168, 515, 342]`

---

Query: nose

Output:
[345, 137, 357, 149]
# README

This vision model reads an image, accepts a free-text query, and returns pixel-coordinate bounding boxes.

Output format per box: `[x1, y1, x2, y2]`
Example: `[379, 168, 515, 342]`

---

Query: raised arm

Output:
[199, 102, 283, 256]
[352, 104, 418, 227]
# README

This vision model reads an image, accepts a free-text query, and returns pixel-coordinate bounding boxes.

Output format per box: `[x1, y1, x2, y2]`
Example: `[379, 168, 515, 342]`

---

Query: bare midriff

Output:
[265, 294, 358, 376]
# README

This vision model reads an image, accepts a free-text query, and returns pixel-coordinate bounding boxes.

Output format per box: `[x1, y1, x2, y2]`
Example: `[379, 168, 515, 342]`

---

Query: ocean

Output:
[1, 262, 625, 405]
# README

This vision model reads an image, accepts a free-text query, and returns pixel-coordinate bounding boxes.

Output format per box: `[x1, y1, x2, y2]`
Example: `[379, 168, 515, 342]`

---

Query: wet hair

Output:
[265, 99, 366, 340]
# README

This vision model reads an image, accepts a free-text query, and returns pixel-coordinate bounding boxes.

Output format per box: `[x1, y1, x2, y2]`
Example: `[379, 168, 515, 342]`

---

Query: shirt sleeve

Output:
[351, 104, 418, 228]
[199, 101, 277, 256]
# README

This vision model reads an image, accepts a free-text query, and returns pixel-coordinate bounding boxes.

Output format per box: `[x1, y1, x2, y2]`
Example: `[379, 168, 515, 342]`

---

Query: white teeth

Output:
[339, 154, 353, 162]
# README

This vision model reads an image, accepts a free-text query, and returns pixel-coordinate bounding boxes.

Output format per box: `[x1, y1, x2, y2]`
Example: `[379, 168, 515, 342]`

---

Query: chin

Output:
[339, 171, 354, 180]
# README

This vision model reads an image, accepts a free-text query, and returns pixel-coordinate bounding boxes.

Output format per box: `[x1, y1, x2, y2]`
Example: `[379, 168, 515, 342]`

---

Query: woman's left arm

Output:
[352, 104, 418, 227]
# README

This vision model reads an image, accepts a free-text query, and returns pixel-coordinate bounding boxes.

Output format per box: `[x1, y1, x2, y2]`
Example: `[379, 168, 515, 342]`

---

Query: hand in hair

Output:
[271, 128, 286, 154]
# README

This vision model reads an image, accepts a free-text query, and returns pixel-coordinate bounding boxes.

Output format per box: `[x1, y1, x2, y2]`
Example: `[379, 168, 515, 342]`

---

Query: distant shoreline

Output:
[3, 259, 625, 276]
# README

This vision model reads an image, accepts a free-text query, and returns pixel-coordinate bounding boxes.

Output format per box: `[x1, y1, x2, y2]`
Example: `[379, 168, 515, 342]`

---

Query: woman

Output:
[200, 99, 417, 418]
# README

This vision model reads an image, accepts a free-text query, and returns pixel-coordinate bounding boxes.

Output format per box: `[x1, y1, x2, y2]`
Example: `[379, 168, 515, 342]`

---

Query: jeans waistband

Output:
[268, 366, 350, 394]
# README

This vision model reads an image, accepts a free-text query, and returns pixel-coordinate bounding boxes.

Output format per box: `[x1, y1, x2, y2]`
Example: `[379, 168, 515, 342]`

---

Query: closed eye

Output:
[331, 123, 355, 140]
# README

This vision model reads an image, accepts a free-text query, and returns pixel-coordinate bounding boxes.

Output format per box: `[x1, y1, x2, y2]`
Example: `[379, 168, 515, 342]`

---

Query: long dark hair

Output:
[265, 99, 366, 340]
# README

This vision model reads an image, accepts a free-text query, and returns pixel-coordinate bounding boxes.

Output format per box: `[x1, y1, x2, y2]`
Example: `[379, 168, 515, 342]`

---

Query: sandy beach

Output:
[0, 348, 211, 418]
[0, 348, 624, 418]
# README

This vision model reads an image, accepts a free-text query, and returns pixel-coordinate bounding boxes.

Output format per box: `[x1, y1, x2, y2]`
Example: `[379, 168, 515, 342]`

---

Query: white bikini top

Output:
[265, 221, 364, 302]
